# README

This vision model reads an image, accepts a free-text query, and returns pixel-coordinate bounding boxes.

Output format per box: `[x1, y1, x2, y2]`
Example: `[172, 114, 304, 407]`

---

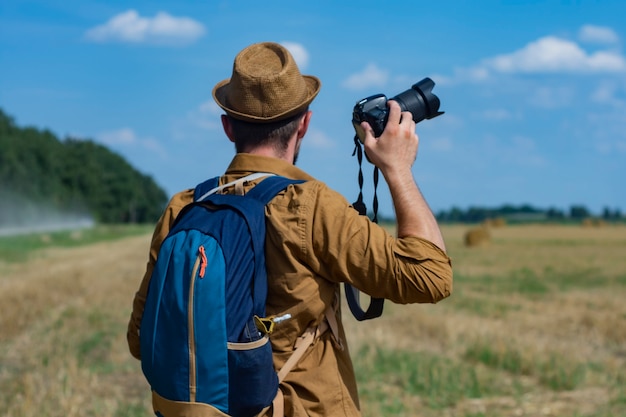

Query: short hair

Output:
[227, 109, 308, 155]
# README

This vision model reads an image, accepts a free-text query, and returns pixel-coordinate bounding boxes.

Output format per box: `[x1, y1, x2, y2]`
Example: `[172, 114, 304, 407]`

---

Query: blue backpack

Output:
[140, 173, 303, 417]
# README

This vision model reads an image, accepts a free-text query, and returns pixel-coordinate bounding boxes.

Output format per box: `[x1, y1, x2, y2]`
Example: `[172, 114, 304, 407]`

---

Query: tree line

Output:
[0, 109, 168, 225]
[436, 203, 624, 224]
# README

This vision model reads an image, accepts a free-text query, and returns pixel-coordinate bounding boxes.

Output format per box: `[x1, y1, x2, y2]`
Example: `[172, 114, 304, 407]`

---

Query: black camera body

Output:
[352, 77, 444, 142]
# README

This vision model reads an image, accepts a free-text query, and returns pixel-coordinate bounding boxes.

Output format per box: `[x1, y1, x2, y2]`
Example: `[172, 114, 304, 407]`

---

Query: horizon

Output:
[1, 1, 625, 218]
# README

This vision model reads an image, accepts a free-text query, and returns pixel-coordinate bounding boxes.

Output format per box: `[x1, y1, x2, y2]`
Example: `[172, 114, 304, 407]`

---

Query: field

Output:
[0, 224, 624, 416]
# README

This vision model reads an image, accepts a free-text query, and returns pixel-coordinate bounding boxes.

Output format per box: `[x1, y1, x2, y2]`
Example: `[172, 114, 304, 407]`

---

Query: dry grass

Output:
[346, 224, 626, 416]
[1, 224, 625, 416]
[0, 236, 152, 417]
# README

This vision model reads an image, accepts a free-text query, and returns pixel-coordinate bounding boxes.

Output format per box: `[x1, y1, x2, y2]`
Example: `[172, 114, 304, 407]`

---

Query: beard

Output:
[292, 138, 302, 165]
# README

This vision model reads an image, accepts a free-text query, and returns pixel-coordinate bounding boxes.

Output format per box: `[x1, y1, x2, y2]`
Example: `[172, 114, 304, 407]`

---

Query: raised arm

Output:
[361, 100, 446, 251]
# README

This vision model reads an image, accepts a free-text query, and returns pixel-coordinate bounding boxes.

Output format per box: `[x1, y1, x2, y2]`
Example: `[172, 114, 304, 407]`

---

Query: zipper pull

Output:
[198, 245, 207, 278]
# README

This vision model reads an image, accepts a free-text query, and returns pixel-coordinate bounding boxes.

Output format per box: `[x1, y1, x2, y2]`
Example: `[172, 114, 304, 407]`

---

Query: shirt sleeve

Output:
[302, 182, 453, 304]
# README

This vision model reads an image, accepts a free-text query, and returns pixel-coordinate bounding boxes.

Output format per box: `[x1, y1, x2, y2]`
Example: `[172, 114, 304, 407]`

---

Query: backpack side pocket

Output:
[227, 335, 278, 417]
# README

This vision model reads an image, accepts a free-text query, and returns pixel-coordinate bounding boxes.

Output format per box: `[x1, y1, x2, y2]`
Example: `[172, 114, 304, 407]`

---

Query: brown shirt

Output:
[128, 153, 453, 417]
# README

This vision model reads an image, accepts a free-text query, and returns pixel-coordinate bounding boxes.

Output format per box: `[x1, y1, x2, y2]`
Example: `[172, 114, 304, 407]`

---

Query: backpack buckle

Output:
[254, 315, 276, 335]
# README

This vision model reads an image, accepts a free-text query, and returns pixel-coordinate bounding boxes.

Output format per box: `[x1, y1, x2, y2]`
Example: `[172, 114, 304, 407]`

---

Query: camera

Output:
[352, 77, 444, 142]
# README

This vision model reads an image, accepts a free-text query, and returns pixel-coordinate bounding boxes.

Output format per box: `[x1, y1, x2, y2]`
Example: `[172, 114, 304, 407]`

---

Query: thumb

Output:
[360, 121, 378, 165]
[360, 121, 376, 146]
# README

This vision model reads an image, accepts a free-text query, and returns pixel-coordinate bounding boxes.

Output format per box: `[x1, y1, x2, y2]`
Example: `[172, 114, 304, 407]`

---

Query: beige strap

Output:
[276, 303, 341, 382]
[324, 302, 343, 350]
[271, 324, 325, 416]
[270, 302, 342, 416]
[196, 172, 275, 201]
[271, 388, 284, 417]
[276, 324, 321, 382]
[152, 391, 229, 417]
[234, 179, 244, 195]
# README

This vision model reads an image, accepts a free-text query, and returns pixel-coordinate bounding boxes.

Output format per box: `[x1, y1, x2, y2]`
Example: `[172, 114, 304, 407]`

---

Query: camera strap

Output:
[346, 135, 385, 321]
[351, 136, 367, 216]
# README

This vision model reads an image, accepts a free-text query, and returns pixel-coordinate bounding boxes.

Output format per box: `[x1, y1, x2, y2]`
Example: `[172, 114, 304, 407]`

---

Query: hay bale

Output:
[492, 217, 507, 228]
[582, 218, 607, 227]
[582, 218, 594, 228]
[484, 217, 507, 228]
[464, 226, 491, 247]
[593, 218, 608, 227]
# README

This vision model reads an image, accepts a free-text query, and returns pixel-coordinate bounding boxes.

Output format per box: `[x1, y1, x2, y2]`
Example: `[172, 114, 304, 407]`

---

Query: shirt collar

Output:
[225, 153, 316, 181]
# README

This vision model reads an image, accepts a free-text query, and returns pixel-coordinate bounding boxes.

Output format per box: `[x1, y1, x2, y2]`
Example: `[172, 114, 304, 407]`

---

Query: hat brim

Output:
[212, 75, 321, 123]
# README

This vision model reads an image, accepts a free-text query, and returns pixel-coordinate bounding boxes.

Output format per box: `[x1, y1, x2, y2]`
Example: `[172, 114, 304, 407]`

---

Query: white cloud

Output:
[97, 128, 168, 158]
[342, 63, 389, 90]
[280, 41, 310, 70]
[595, 139, 626, 154]
[98, 127, 136, 145]
[486, 36, 626, 74]
[578, 25, 620, 45]
[531, 86, 576, 109]
[305, 129, 335, 149]
[480, 108, 518, 121]
[428, 137, 453, 152]
[187, 100, 222, 131]
[170, 101, 223, 142]
[198, 100, 222, 115]
[591, 82, 626, 107]
[85, 10, 205, 45]
[459, 67, 491, 82]
[512, 135, 537, 152]
[446, 30, 626, 84]
[480, 134, 546, 168]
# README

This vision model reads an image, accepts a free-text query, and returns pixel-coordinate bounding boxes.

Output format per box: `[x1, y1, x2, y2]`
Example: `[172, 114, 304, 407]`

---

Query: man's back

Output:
[128, 41, 452, 417]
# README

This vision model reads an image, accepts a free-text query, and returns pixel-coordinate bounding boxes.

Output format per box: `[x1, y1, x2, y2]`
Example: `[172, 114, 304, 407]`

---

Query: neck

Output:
[243, 136, 299, 164]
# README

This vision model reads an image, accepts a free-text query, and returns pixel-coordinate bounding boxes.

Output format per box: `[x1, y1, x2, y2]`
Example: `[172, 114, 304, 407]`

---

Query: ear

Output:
[221, 114, 236, 143]
[296, 111, 312, 139]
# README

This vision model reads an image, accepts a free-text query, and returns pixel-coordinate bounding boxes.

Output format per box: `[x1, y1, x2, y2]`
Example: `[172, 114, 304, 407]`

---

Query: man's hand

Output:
[360, 100, 418, 178]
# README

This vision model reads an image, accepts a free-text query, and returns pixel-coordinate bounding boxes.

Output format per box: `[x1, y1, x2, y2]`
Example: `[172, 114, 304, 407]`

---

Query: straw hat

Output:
[212, 42, 321, 123]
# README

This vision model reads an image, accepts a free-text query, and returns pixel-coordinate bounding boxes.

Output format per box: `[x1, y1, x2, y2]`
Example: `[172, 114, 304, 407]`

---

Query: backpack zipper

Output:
[198, 245, 207, 278]
[187, 245, 205, 402]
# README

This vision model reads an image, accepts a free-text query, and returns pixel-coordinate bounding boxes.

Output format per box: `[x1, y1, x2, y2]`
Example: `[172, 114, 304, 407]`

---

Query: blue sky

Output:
[1, 0, 625, 217]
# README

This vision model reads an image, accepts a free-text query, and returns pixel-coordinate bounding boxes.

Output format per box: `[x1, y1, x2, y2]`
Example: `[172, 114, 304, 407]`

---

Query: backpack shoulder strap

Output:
[193, 176, 220, 202]
[246, 176, 304, 203]
[195, 172, 280, 202]
[194, 173, 304, 203]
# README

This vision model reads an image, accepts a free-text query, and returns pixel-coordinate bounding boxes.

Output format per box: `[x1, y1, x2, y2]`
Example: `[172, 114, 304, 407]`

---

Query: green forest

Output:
[0, 109, 168, 226]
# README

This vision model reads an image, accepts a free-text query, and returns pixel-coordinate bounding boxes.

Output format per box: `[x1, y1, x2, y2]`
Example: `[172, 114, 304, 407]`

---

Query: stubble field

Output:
[0, 224, 624, 416]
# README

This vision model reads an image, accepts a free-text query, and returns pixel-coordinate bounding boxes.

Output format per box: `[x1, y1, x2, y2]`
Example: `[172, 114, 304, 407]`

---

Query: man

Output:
[128, 41, 452, 416]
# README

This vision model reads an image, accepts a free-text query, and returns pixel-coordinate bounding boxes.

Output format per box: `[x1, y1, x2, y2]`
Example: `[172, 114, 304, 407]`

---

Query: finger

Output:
[360, 121, 375, 144]
[386, 100, 402, 125]
[399, 111, 414, 127]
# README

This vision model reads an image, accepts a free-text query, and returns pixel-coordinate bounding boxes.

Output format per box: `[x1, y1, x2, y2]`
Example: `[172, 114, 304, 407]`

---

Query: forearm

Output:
[384, 166, 447, 251]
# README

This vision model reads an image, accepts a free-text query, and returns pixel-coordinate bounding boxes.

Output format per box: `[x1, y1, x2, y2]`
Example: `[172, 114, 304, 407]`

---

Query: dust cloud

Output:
[0, 190, 94, 237]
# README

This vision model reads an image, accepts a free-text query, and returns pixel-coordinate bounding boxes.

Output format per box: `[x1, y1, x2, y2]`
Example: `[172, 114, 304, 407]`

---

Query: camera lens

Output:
[391, 77, 444, 124]
[351, 77, 444, 143]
